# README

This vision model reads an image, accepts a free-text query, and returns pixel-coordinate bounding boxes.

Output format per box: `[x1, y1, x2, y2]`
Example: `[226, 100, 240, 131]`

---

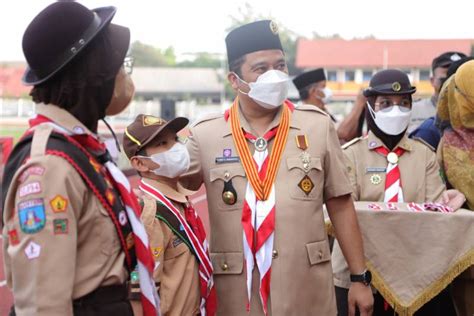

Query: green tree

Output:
[177, 52, 222, 68]
[130, 41, 176, 67]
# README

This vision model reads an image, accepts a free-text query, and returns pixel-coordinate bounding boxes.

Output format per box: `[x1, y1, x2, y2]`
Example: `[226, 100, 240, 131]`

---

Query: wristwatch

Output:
[350, 269, 372, 286]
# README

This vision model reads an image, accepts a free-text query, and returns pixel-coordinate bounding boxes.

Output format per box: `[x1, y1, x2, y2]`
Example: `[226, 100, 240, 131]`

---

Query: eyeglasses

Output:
[123, 56, 134, 75]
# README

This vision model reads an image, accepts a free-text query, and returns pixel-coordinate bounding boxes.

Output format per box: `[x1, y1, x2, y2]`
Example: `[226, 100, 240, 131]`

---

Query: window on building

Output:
[401, 69, 412, 76]
[419, 69, 430, 81]
[327, 70, 337, 81]
[362, 70, 372, 82]
[345, 70, 355, 82]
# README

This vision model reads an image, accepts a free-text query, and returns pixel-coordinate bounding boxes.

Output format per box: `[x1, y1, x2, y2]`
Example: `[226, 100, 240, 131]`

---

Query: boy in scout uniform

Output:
[1, 3, 161, 316]
[331, 69, 466, 316]
[123, 114, 216, 315]
[181, 20, 374, 315]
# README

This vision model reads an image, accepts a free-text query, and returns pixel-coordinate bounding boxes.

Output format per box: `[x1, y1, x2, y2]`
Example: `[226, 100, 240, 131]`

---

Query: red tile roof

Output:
[296, 39, 473, 69]
[0, 65, 30, 98]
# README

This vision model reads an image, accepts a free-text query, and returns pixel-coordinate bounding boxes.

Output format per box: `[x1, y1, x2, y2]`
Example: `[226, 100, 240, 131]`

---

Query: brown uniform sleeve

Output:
[141, 197, 167, 283]
[323, 120, 354, 201]
[342, 148, 360, 201]
[181, 127, 204, 191]
[424, 147, 446, 202]
[4, 154, 87, 316]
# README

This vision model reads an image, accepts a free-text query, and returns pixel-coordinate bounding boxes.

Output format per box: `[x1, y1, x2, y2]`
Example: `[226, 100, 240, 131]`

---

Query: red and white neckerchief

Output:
[139, 180, 217, 316]
[28, 115, 161, 316]
[242, 128, 278, 315]
[374, 146, 405, 203]
[225, 99, 294, 314]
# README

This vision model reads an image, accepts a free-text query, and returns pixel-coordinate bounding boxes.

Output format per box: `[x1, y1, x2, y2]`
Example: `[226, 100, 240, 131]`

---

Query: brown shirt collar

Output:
[222, 103, 300, 137]
[367, 130, 413, 152]
[142, 178, 196, 204]
[35, 103, 94, 136]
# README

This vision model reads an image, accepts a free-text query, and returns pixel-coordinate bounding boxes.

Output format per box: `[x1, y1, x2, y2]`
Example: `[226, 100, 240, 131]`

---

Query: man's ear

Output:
[131, 156, 152, 172]
[228, 72, 240, 90]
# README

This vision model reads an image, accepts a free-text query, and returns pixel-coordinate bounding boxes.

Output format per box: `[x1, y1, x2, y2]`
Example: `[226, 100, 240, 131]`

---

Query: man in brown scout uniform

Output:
[123, 114, 217, 315]
[331, 69, 466, 316]
[1, 2, 160, 316]
[181, 20, 373, 315]
[292, 68, 337, 122]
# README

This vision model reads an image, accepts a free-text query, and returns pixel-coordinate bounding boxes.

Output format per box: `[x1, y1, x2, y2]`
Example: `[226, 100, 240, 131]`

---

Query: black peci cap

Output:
[363, 69, 416, 97]
[225, 20, 283, 64]
[431, 51, 467, 72]
[292, 68, 326, 90]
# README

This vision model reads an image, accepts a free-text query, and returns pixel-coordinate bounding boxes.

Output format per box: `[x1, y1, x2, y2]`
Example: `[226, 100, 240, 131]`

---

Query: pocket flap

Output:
[210, 166, 246, 182]
[306, 240, 331, 265]
[211, 252, 244, 275]
[287, 156, 322, 171]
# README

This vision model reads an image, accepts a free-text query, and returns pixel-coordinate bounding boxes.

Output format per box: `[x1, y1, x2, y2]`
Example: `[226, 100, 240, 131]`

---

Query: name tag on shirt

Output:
[215, 156, 240, 164]
[366, 167, 386, 173]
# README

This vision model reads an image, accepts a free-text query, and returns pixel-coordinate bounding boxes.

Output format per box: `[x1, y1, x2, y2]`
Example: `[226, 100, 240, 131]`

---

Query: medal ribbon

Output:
[229, 96, 290, 201]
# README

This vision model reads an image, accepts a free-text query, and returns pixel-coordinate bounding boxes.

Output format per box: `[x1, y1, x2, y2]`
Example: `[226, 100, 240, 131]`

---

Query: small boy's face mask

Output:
[137, 142, 190, 179]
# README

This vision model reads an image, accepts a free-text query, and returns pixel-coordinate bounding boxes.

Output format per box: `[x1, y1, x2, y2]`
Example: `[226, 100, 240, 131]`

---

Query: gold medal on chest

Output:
[222, 191, 236, 205]
[298, 175, 314, 195]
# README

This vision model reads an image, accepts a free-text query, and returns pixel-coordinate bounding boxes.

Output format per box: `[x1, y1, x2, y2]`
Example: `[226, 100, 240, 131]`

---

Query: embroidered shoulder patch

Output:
[18, 198, 46, 234]
[50, 195, 68, 213]
[19, 182, 42, 198]
[53, 219, 68, 234]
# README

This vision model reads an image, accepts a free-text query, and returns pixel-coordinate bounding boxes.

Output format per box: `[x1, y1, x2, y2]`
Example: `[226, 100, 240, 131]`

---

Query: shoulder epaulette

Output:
[190, 112, 223, 128]
[295, 104, 329, 116]
[412, 137, 435, 152]
[341, 137, 362, 150]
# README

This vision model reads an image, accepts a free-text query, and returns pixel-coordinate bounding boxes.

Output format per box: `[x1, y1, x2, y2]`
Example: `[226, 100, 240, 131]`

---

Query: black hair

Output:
[229, 55, 246, 78]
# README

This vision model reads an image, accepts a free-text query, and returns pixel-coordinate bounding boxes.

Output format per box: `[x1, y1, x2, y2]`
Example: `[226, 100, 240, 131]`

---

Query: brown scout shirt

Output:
[2, 104, 128, 316]
[140, 179, 200, 316]
[182, 104, 353, 315]
[332, 131, 446, 289]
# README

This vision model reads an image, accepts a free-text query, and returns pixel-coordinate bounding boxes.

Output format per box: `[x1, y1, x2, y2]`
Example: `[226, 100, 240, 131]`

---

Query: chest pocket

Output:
[209, 165, 246, 211]
[286, 156, 323, 201]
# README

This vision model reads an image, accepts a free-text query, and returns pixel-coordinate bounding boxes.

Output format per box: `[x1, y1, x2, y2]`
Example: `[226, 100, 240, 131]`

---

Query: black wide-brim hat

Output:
[22, 2, 129, 86]
[363, 69, 416, 97]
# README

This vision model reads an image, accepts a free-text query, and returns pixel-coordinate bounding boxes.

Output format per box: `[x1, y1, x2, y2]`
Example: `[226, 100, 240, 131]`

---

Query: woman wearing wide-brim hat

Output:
[331, 69, 465, 316]
[1, 2, 159, 316]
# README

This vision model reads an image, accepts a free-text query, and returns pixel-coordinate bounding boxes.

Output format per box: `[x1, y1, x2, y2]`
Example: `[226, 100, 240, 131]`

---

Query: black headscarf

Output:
[30, 25, 122, 133]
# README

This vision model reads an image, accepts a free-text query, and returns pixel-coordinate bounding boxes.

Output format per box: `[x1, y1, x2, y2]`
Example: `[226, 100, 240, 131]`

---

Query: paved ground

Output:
[0, 184, 209, 315]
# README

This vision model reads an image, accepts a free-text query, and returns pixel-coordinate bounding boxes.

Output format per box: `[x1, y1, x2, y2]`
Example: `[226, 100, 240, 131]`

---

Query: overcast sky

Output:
[2, 0, 474, 61]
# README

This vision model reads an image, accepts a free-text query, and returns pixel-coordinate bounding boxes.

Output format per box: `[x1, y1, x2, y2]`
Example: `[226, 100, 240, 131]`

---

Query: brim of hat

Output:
[363, 87, 417, 97]
[140, 117, 190, 149]
[22, 6, 117, 86]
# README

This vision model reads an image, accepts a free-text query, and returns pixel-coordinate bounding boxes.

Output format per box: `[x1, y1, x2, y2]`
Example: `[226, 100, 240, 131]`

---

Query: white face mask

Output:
[320, 87, 333, 104]
[367, 102, 412, 135]
[236, 70, 289, 109]
[140, 142, 190, 178]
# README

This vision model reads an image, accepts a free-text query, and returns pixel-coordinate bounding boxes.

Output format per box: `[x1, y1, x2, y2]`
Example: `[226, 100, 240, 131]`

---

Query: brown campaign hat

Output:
[123, 114, 189, 158]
